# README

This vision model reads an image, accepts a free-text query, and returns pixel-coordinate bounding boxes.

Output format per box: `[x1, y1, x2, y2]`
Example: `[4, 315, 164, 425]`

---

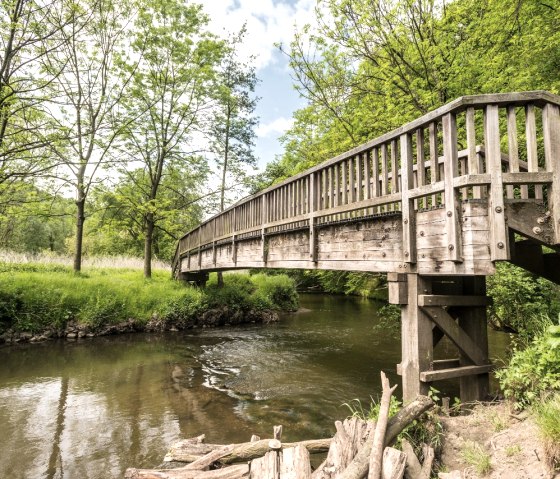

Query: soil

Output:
[439, 402, 559, 479]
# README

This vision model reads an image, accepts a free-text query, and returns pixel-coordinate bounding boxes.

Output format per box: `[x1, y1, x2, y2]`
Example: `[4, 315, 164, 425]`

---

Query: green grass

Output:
[533, 393, 560, 470]
[0, 264, 298, 335]
[461, 441, 492, 475]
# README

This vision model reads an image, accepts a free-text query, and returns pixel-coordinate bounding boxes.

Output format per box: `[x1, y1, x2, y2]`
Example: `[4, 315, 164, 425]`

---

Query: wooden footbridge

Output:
[172, 91, 560, 403]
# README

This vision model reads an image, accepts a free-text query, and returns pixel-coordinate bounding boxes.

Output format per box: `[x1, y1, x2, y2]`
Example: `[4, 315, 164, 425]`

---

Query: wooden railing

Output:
[173, 91, 560, 274]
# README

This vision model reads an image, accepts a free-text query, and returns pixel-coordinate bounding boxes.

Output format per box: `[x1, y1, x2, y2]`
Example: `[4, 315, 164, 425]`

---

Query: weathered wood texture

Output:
[174, 91, 560, 279]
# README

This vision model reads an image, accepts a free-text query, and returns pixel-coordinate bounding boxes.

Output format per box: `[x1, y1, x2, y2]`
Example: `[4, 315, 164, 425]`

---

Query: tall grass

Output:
[0, 265, 298, 335]
[0, 249, 170, 270]
[534, 393, 560, 471]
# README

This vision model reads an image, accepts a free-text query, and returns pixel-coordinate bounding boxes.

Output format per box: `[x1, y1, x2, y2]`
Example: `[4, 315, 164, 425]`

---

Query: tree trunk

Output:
[144, 213, 154, 279]
[74, 198, 85, 273]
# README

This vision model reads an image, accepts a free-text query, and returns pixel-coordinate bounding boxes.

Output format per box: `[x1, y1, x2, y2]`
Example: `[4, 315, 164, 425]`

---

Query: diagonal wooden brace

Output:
[421, 306, 488, 366]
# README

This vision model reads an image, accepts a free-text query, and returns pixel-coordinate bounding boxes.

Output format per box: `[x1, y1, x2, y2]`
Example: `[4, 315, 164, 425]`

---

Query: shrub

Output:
[487, 263, 560, 341]
[533, 393, 560, 471]
[160, 288, 207, 327]
[250, 274, 298, 311]
[496, 322, 560, 410]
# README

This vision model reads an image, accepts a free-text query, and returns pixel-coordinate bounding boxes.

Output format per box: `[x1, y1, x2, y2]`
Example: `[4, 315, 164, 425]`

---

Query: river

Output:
[0, 293, 509, 478]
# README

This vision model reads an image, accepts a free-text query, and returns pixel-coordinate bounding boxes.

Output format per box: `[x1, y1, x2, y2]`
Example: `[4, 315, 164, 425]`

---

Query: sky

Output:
[202, 0, 317, 171]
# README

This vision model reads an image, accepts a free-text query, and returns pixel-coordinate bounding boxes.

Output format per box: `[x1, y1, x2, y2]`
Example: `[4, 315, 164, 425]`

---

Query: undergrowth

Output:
[533, 393, 560, 471]
[0, 265, 298, 334]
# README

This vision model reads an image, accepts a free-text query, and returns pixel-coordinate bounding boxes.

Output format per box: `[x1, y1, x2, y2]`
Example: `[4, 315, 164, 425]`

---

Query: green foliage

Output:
[0, 265, 298, 335]
[487, 263, 560, 341]
[533, 393, 560, 471]
[461, 441, 492, 475]
[496, 321, 560, 410]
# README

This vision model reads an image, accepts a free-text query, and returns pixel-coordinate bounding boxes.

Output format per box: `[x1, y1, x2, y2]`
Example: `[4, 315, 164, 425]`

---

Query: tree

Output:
[209, 28, 259, 212]
[43, 0, 134, 272]
[119, 0, 223, 278]
[208, 28, 259, 286]
[0, 0, 70, 195]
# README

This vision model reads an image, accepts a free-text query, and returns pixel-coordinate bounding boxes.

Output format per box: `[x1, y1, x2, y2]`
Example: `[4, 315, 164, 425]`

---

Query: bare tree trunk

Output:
[74, 198, 85, 273]
[144, 212, 154, 279]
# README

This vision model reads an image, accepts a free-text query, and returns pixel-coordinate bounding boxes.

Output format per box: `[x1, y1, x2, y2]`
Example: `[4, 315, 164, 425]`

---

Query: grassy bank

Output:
[0, 263, 298, 341]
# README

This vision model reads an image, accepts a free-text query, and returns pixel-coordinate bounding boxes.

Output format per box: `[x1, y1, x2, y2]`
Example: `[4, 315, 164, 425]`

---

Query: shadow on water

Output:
[0, 293, 509, 479]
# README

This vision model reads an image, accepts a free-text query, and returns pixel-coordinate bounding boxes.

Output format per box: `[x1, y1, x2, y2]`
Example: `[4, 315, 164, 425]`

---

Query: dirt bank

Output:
[439, 402, 558, 479]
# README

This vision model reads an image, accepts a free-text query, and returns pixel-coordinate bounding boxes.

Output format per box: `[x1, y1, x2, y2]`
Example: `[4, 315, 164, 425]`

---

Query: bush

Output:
[161, 288, 207, 327]
[250, 274, 298, 311]
[487, 263, 560, 341]
[533, 393, 560, 471]
[496, 321, 560, 410]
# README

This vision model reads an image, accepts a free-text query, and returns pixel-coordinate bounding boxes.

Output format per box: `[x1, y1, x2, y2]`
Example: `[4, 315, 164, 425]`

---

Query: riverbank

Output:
[0, 263, 298, 345]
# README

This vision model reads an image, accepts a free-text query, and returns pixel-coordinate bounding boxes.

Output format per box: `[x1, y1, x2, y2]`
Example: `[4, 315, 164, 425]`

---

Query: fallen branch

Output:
[338, 395, 435, 479]
[124, 463, 249, 479]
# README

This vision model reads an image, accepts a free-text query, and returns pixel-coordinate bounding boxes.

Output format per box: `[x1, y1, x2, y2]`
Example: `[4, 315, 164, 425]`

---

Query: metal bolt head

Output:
[497, 242, 504, 249]
[533, 226, 543, 235]
[537, 216, 546, 224]
[495, 206, 503, 213]
[404, 218, 408, 224]
[420, 231, 425, 237]
[405, 252, 409, 257]
[382, 252, 386, 257]
[448, 244, 455, 251]
[447, 211, 453, 217]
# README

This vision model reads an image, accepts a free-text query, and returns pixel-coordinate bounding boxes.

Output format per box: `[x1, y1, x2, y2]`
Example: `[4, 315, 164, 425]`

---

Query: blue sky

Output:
[203, 0, 316, 170]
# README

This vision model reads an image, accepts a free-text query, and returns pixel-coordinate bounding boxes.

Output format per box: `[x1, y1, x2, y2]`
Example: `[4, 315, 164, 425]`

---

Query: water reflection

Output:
[0, 294, 509, 479]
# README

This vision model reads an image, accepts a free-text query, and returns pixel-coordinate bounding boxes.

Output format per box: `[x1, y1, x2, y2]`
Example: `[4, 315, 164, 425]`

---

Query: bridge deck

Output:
[173, 91, 560, 279]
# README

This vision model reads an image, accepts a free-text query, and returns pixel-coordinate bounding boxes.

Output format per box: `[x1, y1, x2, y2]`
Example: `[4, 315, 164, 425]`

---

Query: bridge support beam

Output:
[178, 271, 209, 287]
[390, 274, 491, 404]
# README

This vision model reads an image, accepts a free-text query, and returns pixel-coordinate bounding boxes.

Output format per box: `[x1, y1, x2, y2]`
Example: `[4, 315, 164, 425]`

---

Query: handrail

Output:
[173, 91, 560, 274]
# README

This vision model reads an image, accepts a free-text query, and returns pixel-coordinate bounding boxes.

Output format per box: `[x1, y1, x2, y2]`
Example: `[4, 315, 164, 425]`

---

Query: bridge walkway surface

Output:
[172, 91, 560, 402]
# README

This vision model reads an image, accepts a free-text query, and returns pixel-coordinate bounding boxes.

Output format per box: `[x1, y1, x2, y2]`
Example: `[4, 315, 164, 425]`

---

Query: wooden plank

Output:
[442, 112, 463, 262]
[364, 150, 372, 201]
[432, 358, 460, 370]
[309, 172, 318, 262]
[418, 295, 491, 307]
[373, 148, 380, 199]
[357, 153, 364, 202]
[420, 364, 494, 382]
[416, 128, 426, 209]
[485, 104, 510, 260]
[526, 104, 542, 199]
[400, 132, 416, 263]
[466, 106, 482, 199]
[543, 103, 560, 244]
[381, 144, 389, 199]
[342, 159, 348, 205]
[502, 172, 553, 184]
[390, 140, 399, 194]
[334, 163, 339, 207]
[421, 306, 487, 365]
[429, 122, 439, 207]
[507, 106, 522, 198]
[349, 156, 356, 204]
[382, 447, 406, 479]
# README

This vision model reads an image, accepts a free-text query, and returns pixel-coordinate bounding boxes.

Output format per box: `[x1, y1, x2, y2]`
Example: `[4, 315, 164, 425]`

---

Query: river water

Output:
[0, 294, 509, 478]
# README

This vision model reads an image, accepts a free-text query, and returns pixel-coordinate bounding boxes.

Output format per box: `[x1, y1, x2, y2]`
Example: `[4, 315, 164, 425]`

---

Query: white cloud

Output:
[256, 116, 295, 137]
[202, 0, 316, 71]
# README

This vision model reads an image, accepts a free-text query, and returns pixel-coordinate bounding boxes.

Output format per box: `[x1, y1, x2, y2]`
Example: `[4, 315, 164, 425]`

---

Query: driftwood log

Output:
[124, 464, 250, 479]
[381, 448, 406, 479]
[165, 438, 331, 465]
[368, 372, 398, 479]
[338, 395, 435, 479]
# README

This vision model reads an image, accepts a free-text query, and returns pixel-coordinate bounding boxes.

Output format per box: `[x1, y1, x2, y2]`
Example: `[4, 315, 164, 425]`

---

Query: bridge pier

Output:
[178, 271, 209, 287]
[390, 273, 491, 404]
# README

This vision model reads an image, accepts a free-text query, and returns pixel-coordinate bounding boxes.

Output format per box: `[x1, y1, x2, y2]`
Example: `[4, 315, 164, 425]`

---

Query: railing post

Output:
[484, 105, 509, 261]
[261, 193, 268, 264]
[231, 207, 237, 265]
[400, 132, 416, 264]
[442, 112, 463, 262]
[309, 172, 318, 262]
[543, 103, 560, 245]
[197, 227, 202, 269]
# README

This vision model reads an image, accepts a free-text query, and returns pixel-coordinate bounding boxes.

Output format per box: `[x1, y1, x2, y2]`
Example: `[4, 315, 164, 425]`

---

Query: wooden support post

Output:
[543, 103, 560, 244]
[309, 172, 318, 262]
[458, 276, 490, 402]
[262, 193, 268, 264]
[401, 274, 433, 402]
[485, 104, 510, 260]
[442, 113, 463, 262]
[400, 132, 417, 263]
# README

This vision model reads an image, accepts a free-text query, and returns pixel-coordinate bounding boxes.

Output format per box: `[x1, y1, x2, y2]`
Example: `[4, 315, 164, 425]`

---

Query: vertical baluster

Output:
[442, 112, 463, 262]
[466, 107, 481, 199]
[429, 122, 439, 207]
[416, 129, 425, 210]
[372, 147, 380, 199]
[485, 105, 509, 260]
[334, 163, 340, 207]
[526, 104, 541, 199]
[327, 167, 333, 209]
[364, 150, 371, 201]
[309, 173, 317, 262]
[381, 144, 389, 211]
[341, 160, 348, 205]
[357, 153, 364, 204]
[287, 183, 292, 220]
[349, 156, 356, 206]
[543, 103, 560, 243]
[507, 106, 523, 199]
